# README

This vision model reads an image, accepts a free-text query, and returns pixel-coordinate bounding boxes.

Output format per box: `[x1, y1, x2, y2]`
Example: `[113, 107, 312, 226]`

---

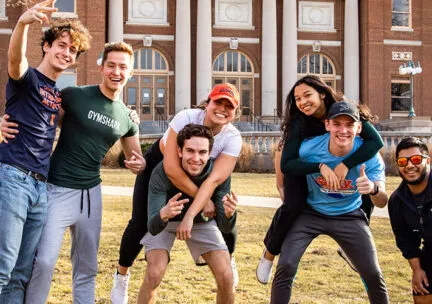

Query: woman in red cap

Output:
[110, 83, 242, 303]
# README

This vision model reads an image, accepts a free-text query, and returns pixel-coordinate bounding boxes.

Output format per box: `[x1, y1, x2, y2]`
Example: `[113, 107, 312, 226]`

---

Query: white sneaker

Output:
[110, 271, 130, 304]
[231, 256, 239, 288]
[256, 250, 273, 284]
[337, 247, 358, 273]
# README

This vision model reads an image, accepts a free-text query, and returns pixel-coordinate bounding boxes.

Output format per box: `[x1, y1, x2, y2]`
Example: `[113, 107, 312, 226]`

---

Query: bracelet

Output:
[370, 183, 379, 196]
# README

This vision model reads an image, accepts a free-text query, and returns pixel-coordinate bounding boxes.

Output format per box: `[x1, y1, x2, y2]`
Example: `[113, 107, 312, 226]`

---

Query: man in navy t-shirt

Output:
[0, 1, 91, 302]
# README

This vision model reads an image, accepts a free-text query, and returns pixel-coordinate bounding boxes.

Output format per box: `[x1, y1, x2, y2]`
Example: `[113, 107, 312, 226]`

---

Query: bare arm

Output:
[368, 180, 387, 208]
[120, 135, 146, 174]
[176, 153, 237, 240]
[8, 0, 57, 80]
[8, 21, 29, 80]
[186, 154, 237, 217]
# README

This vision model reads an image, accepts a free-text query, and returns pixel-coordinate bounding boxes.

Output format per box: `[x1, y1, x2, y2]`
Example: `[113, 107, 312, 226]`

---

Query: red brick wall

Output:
[2, 0, 432, 120]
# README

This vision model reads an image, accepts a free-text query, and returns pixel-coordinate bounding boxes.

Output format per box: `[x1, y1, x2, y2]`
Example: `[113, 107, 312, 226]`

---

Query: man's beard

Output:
[400, 166, 430, 185]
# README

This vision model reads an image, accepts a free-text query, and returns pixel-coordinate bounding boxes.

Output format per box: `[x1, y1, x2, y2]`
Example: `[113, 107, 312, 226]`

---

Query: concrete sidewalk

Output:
[102, 185, 389, 218]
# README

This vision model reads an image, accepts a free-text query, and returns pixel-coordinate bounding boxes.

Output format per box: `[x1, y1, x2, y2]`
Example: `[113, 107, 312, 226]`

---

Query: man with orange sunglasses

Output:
[389, 137, 432, 304]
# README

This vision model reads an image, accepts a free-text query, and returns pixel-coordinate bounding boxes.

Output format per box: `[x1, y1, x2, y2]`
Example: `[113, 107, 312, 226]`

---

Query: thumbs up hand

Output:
[359, 164, 366, 177]
[356, 164, 374, 195]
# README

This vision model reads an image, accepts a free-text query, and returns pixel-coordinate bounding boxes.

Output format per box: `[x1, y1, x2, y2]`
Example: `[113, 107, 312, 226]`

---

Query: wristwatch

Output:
[370, 183, 379, 196]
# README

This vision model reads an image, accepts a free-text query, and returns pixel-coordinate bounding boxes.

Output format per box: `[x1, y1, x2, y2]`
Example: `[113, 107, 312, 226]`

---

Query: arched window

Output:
[124, 48, 169, 121]
[212, 51, 254, 115]
[297, 53, 336, 88]
[133, 48, 168, 71]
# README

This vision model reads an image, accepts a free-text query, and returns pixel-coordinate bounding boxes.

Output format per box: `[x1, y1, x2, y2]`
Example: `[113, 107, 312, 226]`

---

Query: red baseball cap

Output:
[208, 83, 240, 108]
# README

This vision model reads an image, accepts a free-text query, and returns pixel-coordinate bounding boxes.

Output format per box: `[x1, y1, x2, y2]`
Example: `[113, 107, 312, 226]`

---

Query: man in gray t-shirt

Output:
[137, 124, 237, 304]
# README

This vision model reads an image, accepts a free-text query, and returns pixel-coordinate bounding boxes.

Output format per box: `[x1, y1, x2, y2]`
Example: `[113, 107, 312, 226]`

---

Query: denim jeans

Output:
[0, 163, 48, 304]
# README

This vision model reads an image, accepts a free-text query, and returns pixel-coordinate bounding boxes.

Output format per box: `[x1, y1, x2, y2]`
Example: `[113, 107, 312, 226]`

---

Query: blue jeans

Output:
[0, 163, 48, 303]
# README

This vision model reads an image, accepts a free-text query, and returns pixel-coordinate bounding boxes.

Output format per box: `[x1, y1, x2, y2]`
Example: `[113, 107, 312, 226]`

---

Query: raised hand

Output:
[222, 191, 238, 219]
[18, 0, 58, 26]
[160, 192, 189, 222]
[356, 164, 374, 195]
[124, 150, 146, 174]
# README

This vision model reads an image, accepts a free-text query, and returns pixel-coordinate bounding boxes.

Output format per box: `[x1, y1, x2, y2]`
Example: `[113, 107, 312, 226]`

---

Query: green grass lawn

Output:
[101, 169, 402, 198]
[45, 171, 411, 303]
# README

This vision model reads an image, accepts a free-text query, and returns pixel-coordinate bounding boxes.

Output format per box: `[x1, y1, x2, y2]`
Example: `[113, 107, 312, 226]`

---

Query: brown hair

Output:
[281, 75, 376, 144]
[177, 123, 214, 152]
[101, 42, 134, 67]
[41, 19, 91, 58]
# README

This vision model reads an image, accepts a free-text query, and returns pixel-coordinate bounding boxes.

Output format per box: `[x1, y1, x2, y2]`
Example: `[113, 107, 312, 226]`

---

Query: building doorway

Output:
[212, 51, 254, 116]
[124, 48, 169, 120]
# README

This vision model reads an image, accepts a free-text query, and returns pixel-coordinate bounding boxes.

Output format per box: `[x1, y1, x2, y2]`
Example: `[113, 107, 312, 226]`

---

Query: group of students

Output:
[0, 1, 431, 304]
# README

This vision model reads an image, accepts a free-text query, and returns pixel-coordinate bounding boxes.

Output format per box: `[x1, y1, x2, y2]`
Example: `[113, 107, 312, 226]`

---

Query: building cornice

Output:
[383, 39, 422, 46]
[211, 37, 259, 44]
[297, 40, 341, 47]
[0, 28, 12, 35]
[123, 34, 174, 41]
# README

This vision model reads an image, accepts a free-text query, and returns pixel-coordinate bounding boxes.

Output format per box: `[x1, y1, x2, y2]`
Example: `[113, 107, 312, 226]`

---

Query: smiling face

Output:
[99, 51, 133, 99]
[42, 31, 78, 72]
[177, 136, 211, 177]
[325, 115, 362, 156]
[397, 147, 431, 185]
[294, 83, 327, 119]
[203, 98, 236, 131]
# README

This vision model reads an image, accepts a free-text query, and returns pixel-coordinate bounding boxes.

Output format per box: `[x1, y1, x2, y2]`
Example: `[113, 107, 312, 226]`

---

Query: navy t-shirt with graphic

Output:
[0, 67, 61, 177]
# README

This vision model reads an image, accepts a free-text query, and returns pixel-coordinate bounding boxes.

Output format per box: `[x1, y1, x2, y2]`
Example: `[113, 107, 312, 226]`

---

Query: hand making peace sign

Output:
[18, 0, 58, 26]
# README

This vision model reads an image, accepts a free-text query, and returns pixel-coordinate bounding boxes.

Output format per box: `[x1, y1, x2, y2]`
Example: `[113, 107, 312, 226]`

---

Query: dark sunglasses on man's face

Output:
[396, 154, 428, 167]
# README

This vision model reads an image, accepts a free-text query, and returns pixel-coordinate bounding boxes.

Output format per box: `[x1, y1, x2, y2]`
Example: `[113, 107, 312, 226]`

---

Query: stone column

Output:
[261, 0, 277, 117]
[196, 0, 212, 103]
[108, 0, 123, 42]
[175, 0, 191, 111]
[282, 0, 297, 111]
[344, 0, 360, 101]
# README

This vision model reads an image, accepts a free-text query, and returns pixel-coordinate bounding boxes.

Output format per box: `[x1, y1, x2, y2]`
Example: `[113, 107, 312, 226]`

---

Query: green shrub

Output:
[235, 141, 254, 172]
[101, 140, 123, 168]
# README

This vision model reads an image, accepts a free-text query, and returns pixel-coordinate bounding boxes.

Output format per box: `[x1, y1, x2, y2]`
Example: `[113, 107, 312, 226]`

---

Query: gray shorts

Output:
[140, 220, 227, 263]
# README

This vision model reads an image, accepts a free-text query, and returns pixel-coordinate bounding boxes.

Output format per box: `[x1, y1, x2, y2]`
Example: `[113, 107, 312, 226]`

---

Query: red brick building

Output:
[0, 0, 430, 126]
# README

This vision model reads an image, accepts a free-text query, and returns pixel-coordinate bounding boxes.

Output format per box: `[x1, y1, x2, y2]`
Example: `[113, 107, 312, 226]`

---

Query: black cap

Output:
[327, 101, 360, 122]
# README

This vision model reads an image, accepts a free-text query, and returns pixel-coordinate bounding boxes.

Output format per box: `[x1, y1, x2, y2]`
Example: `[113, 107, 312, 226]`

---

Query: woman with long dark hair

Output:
[256, 75, 383, 284]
